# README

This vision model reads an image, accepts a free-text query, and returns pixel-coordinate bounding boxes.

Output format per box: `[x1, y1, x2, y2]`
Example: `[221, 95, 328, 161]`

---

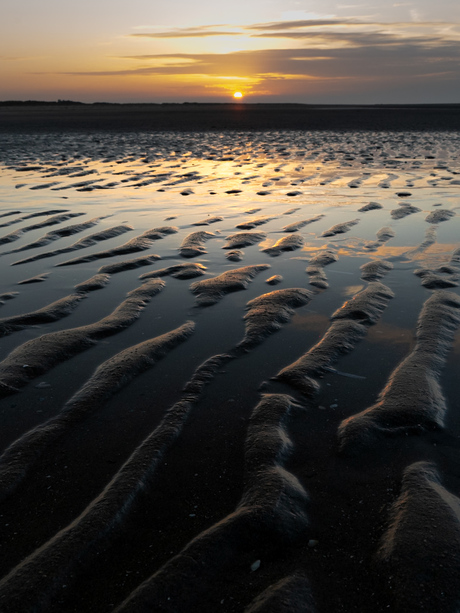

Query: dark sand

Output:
[0, 120, 459, 612]
[1, 103, 460, 132]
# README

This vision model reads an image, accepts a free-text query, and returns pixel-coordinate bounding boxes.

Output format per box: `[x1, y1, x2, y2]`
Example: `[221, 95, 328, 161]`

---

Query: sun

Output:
[233, 92, 243, 99]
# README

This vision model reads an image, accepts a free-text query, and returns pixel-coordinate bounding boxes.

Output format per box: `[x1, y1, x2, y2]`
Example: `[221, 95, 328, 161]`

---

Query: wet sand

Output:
[0, 122, 460, 612]
[1, 103, 460, 132]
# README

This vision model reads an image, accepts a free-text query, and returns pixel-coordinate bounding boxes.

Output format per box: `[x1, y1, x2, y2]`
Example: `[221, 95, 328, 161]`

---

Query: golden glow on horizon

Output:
[1, 8, 459, 103]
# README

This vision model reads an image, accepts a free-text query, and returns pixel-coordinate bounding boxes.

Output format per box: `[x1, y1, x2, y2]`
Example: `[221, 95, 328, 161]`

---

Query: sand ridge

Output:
[0, 127, 459, 612]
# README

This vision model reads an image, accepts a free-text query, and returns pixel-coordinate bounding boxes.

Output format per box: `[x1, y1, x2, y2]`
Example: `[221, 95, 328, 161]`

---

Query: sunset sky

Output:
[1, 0, 459, 103]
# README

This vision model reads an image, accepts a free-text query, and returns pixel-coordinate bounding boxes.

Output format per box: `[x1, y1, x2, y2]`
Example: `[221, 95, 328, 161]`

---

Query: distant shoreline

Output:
[1, 102, 459, 132]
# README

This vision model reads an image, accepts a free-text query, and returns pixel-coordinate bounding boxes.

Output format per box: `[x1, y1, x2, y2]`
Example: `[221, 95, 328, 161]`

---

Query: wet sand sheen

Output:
[0, 126, 459, 612]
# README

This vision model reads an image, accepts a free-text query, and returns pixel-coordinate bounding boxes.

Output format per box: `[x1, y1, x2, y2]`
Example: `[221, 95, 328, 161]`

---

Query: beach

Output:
[0, 110, 460, 612]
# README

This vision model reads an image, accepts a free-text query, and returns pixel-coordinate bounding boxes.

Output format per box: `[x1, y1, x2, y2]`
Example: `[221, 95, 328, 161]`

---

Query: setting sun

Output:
[233, 92, 243, 99]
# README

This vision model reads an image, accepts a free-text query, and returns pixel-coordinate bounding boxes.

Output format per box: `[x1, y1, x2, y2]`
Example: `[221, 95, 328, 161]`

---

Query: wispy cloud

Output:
[248, 19, 357, 30]
[130, 26, 241, 38]
[31, 16, 460, 101]
[53, 38, 460, 78]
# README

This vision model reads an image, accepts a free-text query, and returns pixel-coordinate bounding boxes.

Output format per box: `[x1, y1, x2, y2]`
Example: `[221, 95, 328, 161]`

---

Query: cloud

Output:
[248, 19, 356, 30]
[130, 26, 241, 38]
[54, 38, 460, 79]
[32, 16, 460, 102]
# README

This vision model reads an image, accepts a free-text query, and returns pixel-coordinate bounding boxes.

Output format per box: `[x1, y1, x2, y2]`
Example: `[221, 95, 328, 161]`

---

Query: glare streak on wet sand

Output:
[0, 128, 459, 613]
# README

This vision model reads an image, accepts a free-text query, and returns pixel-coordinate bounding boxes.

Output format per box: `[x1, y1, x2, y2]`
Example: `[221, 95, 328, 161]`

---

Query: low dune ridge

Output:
[236, 216, 277, 230]
[390, 203, 421, 219]
[0, 212, 85, 246]
[114, 394, 310, 613]
[414, 268, 459, 289]
[358, 201, 383, 212]
[179, 230, 215, 258]
[57, 226, 178, 266]
[261, 234, 304, 256]
[98, 253, 161, 275]
[276, 282, 394, 394]
[240, 288, 313, 347]
[364, 226, 395, 251]
[0, 293, 86, 338]
[245, 574, 317, 613]
[0, 322, 196, 611]
[74, 273, 112, 292]
[0, 292, 18, 305]
[190, 264, 270, 306]
[139, 262, 206, 280]
[1, 216, 107, 255]
[321, 218, 359, 237]
[191, 215, 223, 226]
[11, 224, 133, 265]
[225, 249, 244, 261]
[0, 309, 190, 502]
[425, 209, 455, 223]
[376, 461, 460, 612]
[360, 260, 393, 281]
[282, 215, 324, 232]
[17, 273, 49, 285]
[338, 291, 460, 452]
[0, 279, 165, 398]
[306, 249, 338, 288]
[223, 231, 267, 249]
[0, 209, 69, 229]
[266, 274, 283, 285]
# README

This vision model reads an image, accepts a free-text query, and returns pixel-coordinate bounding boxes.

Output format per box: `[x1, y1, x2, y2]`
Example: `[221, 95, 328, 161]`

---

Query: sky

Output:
[1, 0, 459, 103]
